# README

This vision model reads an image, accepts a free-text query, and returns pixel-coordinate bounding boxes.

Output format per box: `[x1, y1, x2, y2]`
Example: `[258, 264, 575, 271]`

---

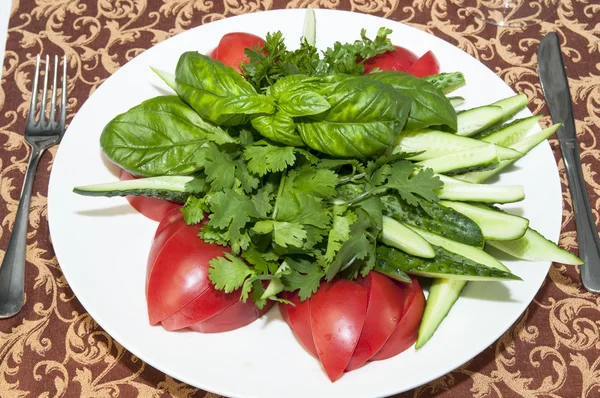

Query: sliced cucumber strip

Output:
[416, 278, 466, 349]
[381, 194, 484, 247]
[416, 144, 501, 175]
[487, 228, 583, 265]
[456, 123, 561, 184]
[395, 129, 521, 161]
[405, 224, 510, 271]
[436, 174, 525, 203]
[151, 67, 177, 92]
[478, 115, 542, 146]
[440, 201, 529, 240]
[455, 94, 529, 137]
[73, 176, 197, 203]
[456, 105, 504, 137]
[376, 245, 521, 281]
[449, 96, 465, 107]
[380, 216, 435, 258]
[423, 72, 466, 94]
[302, 6, 316, 46]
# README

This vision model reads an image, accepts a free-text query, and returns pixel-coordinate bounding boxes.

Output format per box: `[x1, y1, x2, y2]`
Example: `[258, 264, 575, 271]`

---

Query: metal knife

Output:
[538, 32, 600, 292]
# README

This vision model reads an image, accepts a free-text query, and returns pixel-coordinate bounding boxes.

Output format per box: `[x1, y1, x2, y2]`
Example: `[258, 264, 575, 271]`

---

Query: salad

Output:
[73, 9, 582, 383]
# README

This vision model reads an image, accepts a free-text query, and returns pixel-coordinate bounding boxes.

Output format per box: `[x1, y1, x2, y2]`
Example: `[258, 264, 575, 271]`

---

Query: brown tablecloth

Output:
[1, 1, 599, 397]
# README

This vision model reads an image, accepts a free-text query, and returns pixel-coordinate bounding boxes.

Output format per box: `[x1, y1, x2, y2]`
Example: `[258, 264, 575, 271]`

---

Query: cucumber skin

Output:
[381, 216, 436, 258]
[423, 72, 466, 94]
[376, 245, 521, 281]
[381, 195, 485, 248]
[416, 278, 466, 349]
[73, 188, 189, 203]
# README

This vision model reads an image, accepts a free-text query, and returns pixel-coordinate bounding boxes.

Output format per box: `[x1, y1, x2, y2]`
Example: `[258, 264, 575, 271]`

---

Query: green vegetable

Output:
[381, 194, 484, 247]
[380, 216, 435, 258]
[296, 76, 411, 158]
[376, 245, 521, 281]
[100, 96, 234, 176]
[368, 71, 457, 131]
[175, 52, 275, 126]
[423, 72, 466, 94]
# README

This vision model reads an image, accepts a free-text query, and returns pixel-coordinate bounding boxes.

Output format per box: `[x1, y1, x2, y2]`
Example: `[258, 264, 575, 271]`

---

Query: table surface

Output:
[1, 1, 599, 397]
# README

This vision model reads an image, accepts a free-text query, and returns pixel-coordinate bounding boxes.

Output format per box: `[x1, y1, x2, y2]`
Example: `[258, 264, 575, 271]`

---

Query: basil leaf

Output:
[175, 52, 275, 126]
[277, 90, 330, 117]
[296, 76, 411, 158]
[251, 113, 304, 147]
[100, 96, 233, 176]
[368, 71, 457, 131]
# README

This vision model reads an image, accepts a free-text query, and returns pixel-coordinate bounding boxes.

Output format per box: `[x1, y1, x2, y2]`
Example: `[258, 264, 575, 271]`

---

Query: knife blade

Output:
[538, 32, 600, 292]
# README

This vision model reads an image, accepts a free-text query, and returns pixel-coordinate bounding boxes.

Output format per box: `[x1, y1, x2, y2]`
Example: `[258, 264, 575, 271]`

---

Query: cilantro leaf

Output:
[322, 207, 356, 264]
[384, 162, 442, 205]
[253, 220, 307, 248]
[181, 196, 206, 224]
[199, 143, 236, 191]
[244, 141, 297, 176]
[208, 253, 255, 293]
[251, 181, 276, 218]
[287, 166, 338, 199]
[281, 257, 324, 301]
[234, 159, 260, 193]
[241, 247, 279, 275]
[276, 190, 330, 229]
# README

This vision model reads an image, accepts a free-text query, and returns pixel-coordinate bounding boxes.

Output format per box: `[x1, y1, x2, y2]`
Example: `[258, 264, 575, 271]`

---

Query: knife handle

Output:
[560, 140, 600, 292]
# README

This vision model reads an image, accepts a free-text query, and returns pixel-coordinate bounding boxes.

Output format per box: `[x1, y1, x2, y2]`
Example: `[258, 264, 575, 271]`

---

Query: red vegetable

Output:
[370, 276, 425, 361]
[405, 50, 440, 77]
[346, 272, 404, 371]
[146, 211, 270, 332]
[119, 169, 181, 222]
[310, 280, 368, 382]
[210, 32, 265, 73]
[280, 291, 318, 357]
[363, 45, 418, 74]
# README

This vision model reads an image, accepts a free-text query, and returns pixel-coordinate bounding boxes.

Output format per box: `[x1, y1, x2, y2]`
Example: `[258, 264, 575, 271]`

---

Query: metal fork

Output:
[0, 55, 67, 318]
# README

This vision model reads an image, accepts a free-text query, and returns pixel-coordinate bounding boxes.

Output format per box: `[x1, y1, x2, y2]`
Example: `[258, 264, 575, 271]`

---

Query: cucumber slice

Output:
[478, 115, 542, 146]
[416, 278, 466, 349]
[416, 144, 502, 175]
[440, 200, 529, 240]
[380, 216, 435, 258]
[456, 105, 504, 137]
[456, 123, 561, 184]
[449, 96, 465, 107]
[486, 228, 583, 265]
[455, 94, 529, 137]
[423, 72, 466, 94]
[302, 6, 316, 46]
[436, 175, 525, 203]
[73, 176, 197, 203]
[405, 224, 510, 271]
[151, 67, 177, 92]
[395, 130, 521, 161]
[376, 245, 521, 281]
[381, 195, 484, 247]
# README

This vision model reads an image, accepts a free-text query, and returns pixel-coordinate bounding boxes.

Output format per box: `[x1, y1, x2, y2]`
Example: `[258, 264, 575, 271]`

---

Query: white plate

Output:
[47, 9, 561, 398]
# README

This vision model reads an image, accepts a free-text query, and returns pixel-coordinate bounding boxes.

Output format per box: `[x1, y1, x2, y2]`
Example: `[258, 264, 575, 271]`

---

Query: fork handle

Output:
[0, 147, 45, 318]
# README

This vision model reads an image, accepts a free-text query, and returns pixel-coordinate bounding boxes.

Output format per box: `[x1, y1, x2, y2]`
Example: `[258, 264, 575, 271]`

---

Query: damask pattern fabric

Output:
[0, 1, 599, 397]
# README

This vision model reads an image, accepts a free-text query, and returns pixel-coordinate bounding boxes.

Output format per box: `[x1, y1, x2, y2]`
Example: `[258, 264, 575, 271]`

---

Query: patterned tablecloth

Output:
[1, 1, 599, 397]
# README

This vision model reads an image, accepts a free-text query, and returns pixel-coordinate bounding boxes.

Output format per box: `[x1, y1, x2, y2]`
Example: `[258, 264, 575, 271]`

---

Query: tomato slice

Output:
[210, 32, 265, 73]
[310, 280, 368, 382]
[363, 45, 418, 74]
[370, 277, 425, 361]
[189, 298, 274, 333]
[404, 50, 440, 78]
[160, 284, 240, 331]
[146, 208, 187, 284]
[346, 272, 404, 371]
[146, 223, 229, 325]
[280, 291, 318, 357]
[119, 169, 181, 222]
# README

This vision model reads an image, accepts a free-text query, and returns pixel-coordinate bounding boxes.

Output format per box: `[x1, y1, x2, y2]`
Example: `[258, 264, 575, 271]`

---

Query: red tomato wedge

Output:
[280, 291, 318, 357]
[404, 50, 440, 78]
[146, 223, 229, 325]
[189, 298, 274, 333]
[146, 207, 187, 284]
[310, 280, 368, 382]
[363, 45, 418, 74]
[119, 169, 181, 222]
[345, 272, 404, 371]
[370, 277, 425, 361]
[210, 32, 265, 73]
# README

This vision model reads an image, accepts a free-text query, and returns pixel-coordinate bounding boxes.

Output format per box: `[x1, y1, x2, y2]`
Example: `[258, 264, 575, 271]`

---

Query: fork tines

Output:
[29, 54, 67, 129]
